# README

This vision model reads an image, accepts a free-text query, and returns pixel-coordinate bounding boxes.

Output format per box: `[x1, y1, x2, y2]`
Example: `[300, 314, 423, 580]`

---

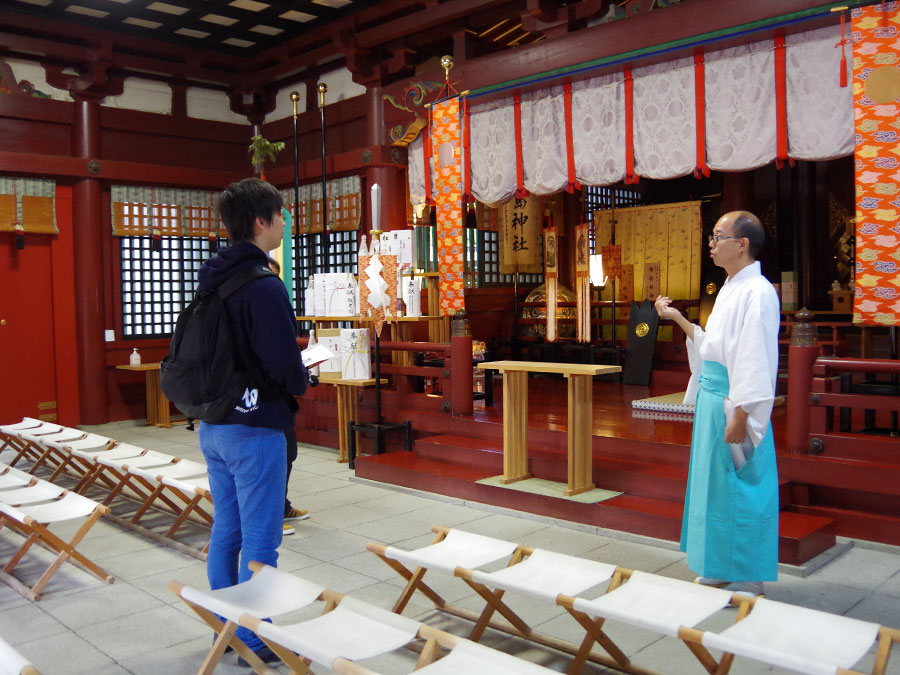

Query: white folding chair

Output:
[0, 634, 40, 675]
[70, 442, 149, 495]
[14, 428, 87, 476]
[559, 569, 735, 674]
[127, 460, 213, 537]
[694, 596, 900, 675]
[44, 433, 113, 483]
[0, 420, 66, 470]
[367, 526, 520, 614]
[0, 492, 113, 600]
[455, 547, 622, 663]
[170, 561, 327, 675]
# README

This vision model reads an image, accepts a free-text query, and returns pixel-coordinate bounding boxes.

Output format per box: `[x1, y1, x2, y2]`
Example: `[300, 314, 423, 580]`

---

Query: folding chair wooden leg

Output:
[366, 548, 447, 612]
[464, 582, 531, 642]
[873, 626, 900, 675]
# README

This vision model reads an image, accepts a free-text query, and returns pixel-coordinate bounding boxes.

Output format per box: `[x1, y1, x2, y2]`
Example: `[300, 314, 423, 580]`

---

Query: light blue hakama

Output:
[680, 360, 779, 582]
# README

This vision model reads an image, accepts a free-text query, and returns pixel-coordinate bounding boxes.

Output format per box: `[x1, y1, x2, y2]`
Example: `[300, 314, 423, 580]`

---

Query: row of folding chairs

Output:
[0, 462, 112, 600]
[367, 526, 900, 675]
[171, 561, 560, 675]
[0, 417, 212, 559]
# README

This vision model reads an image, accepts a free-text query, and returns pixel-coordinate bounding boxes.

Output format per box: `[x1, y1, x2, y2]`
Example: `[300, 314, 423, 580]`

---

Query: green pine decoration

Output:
[248, 135, 285, 175]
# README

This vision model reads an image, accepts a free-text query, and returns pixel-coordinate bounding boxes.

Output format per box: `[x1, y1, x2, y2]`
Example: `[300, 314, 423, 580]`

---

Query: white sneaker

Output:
[282, 522, 295, 536]
[694, 576, 729, 587]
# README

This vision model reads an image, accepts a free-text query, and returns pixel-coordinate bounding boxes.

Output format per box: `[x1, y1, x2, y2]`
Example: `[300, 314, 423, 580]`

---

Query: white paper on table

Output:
[339, 328, 371, 380]
[391, 230, 415, 270]
[316, 332, 343, 373]
[404, 277, 421, 317]
[723, 398, 755, 470]
[301, 343, 334, 369]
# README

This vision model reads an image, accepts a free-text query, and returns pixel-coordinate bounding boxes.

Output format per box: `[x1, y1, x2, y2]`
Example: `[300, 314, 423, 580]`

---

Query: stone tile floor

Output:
[1, 419, 898, 674]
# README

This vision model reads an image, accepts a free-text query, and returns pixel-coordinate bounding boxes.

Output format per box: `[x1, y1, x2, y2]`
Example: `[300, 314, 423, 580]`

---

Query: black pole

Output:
[290, 91, 302, 295]
[318, 83, 329, 274]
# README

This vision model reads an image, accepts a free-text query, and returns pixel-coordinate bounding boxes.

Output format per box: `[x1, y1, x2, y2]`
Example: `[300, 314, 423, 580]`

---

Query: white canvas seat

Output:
[0, 482, 66, 506]
[367, 526, 519, 614]
[247, 594, 424, 670]
[91, 449, 176, 506]
[694, 596, 900, 675]
[170, 561, 327, 675]
[0, 420, 67, 470]
[43, 433, 113, 483]
[0, 464, 33, 490]
[126, 459, 212, 537]
[70, 442, 148, 494]
[0, 634, 40, 675]
[455, 548, 619, 648]
[0, 490, 112, 600]
[14, 428, 86, 476]
[410, 632, 560, 675]
[560, 569, 735, 673]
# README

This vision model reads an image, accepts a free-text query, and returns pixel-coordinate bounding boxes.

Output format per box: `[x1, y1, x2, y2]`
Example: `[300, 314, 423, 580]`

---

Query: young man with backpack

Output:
[195, 178, 308, 666]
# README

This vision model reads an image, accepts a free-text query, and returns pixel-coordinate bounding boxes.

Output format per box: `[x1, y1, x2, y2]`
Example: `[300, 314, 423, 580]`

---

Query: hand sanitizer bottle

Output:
[130, 348, 141, 366]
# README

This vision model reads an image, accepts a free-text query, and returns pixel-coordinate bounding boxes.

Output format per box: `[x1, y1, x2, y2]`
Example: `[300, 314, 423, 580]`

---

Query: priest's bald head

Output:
[719, 211, 764, 260]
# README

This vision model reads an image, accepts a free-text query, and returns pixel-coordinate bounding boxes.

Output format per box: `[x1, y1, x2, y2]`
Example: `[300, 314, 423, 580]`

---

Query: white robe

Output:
[683, 261, 780, 446]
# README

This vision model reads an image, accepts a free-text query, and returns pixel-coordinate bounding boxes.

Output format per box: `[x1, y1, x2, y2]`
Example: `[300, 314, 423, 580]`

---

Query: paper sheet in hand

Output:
[723, 398, 755, 470]
[301, 343, 335, 369]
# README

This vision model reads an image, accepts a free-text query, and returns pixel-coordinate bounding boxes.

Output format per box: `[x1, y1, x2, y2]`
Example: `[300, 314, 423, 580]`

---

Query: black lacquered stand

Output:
[348, 328, 412, 469]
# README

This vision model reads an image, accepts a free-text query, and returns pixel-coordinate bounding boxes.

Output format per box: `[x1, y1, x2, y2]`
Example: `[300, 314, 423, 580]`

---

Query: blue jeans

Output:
[199, 422, 286, 651]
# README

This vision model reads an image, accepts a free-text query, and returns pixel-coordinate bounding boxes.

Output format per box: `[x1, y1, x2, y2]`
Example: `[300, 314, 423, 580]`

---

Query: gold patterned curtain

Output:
[0, 177, 57, 234]
[594, 201, 702, 301]
[281, 176, 361, 234]
[110, 186, 226, 238]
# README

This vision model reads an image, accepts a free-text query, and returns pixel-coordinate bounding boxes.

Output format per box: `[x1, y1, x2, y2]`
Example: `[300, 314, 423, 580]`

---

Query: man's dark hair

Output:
[732, 211, 765, 260]
[216, 178, 283, 243]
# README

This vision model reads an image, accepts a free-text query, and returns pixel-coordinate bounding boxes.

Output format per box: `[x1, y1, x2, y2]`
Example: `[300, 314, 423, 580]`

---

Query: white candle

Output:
[371, 183, 381, 231]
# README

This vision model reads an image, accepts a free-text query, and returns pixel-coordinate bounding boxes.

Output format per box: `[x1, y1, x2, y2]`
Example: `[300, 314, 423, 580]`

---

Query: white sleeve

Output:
[682, 324, 704, 405]
[727, 287, 779, 446]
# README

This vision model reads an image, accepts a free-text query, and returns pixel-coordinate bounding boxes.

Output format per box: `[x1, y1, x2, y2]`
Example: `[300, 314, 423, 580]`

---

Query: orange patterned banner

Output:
[853, 4, 900, 326]
[431, 97, 465, 316]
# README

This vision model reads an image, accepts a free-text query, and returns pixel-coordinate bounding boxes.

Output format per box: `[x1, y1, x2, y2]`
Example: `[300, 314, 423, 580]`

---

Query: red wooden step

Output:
[787, 504, 900, 547]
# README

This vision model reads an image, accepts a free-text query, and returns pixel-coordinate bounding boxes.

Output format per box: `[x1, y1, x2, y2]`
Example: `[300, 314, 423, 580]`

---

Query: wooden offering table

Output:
[318, 374, 386, 463]
[116, 363, 172, 428]
[477, 361, 621, 496]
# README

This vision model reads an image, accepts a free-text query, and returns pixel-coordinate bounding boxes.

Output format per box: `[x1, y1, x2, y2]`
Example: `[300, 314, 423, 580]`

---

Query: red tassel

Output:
[693, 49, 710, 179]
[14, 223, 24, 250]
[462, 97, 473, 203]
[513, 93, 528, 199]
[151, 227, 162, 252]
[774, 35, 794, 169]
[623, 68, 639, 184]
[835, 13, 849, 88]
[563, 80, 581, 193]
[882, 0, 888, 27]
[208, 230, 218, 253]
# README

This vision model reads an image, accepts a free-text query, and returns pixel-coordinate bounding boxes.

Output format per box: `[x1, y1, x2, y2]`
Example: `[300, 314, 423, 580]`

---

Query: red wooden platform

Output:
[295, 374, 900, 563]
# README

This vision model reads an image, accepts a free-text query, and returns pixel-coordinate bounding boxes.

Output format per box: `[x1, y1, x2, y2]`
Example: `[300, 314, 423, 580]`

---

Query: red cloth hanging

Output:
[513, 93, 528, 199]
[774, 35, 795, 169]
[693, 50, 710, 179]
[835, 12, 849, 88]
[462, 96, 473, 203]
[423, 108, 434, 206]
[563, 80, 581, 193]
[623, 68, 639, 184]
[882, 0, 888, 26]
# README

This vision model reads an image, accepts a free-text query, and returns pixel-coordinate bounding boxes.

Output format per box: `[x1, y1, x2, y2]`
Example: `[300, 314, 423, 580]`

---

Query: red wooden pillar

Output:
[72, 93, 109, 424]
[786, 309, 818, 455]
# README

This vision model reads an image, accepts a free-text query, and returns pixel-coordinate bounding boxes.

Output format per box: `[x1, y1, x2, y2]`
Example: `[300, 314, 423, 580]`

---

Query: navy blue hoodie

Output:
[198, 241, 308, 433]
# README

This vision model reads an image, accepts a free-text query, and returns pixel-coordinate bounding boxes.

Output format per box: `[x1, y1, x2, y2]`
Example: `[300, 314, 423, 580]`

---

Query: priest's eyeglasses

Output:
[708, 233, 741, 244]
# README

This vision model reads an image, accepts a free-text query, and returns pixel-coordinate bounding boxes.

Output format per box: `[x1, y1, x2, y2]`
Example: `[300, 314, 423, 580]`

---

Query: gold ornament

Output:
[635, 322, 650, 338]
[705, 282, 718, 295]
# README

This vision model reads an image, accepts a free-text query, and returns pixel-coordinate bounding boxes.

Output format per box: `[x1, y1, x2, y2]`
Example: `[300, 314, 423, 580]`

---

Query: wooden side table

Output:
[319, 374, 386, 463]
[116, 363, 172, 428]
[477, 360, 621, 496]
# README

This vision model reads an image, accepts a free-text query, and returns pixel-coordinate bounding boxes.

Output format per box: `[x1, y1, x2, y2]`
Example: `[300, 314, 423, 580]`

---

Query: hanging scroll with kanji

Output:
[593, 201, 701, 301]
[499, 195, 542, 274]
[430, 97, 465, 315]
[544, 227, 559, 342]
[575, 223, 591, 343]
[852, 4, 900, 325]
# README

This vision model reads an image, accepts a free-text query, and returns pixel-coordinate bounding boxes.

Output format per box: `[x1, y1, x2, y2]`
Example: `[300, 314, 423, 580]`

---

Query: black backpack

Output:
[160, 265, 276, 423]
